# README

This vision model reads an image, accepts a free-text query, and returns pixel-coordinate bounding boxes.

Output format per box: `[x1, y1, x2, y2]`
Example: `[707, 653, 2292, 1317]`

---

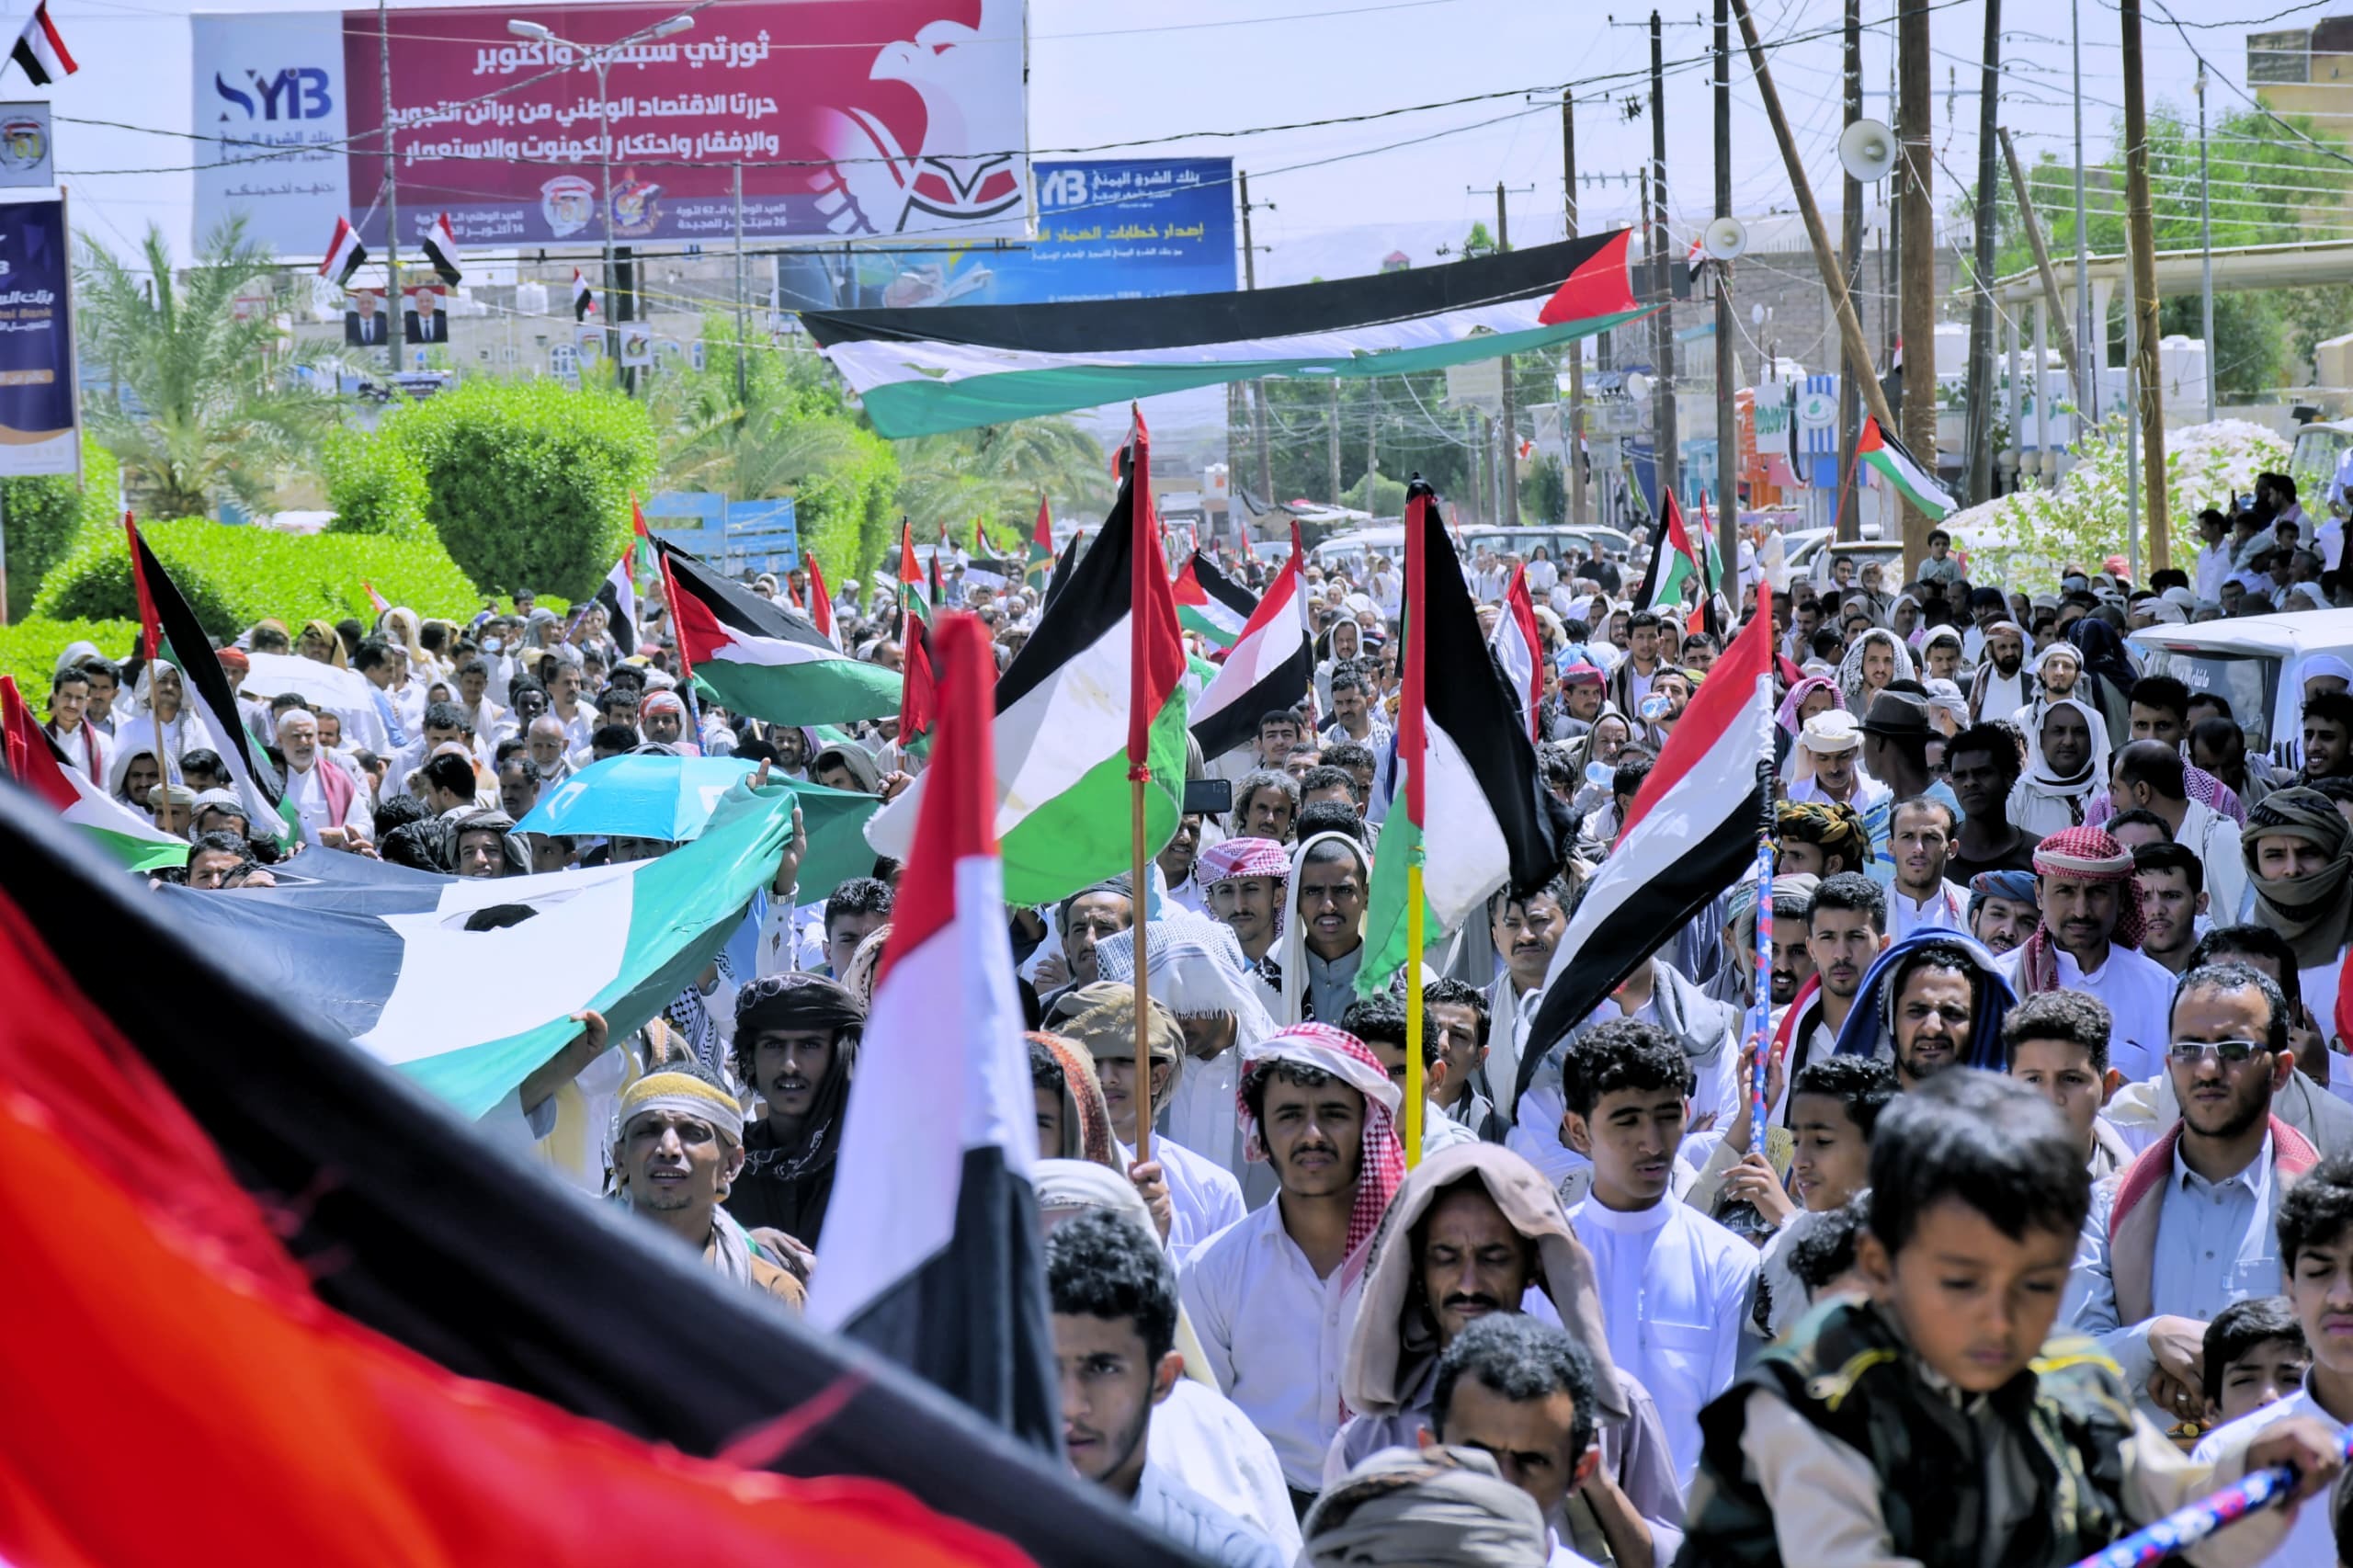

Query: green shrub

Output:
[381, 378, 656, 599]
[321, 424, 430, 539]
[3, 440, 121, 621]
[0, 617, 137, 705]
[31, 518, 483, 637]
[790, 424, 900, 584]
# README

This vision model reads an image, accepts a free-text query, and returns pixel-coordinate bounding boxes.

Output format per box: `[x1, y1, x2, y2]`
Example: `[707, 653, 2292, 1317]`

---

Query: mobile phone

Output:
[1182, 777, 1233, 815]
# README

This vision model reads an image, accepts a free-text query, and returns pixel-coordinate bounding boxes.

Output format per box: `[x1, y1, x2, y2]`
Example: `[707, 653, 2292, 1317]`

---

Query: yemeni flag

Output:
[126, 517, 297, 849]
[806, 552, 838, 646]
[0, 786, 1199, 1568]
[1515, 582, 1775, 1102]
[1492, 563, 1543, 740]
[572, 267, 596, 320]
[662, 543, 901, 725]
[1173, 550, 1254, 650]
[864, 414, 1188, 906]
[420, 210, 463, 287]
[7, 0, 73, 85]
[0, 676, 188, 871]
[1859, 415, 1955, 521]
[1358, 482, 1567, 997]
[898, 613, 938, 754]
[318, 215, 368, 289]
[809, 613, 1059, 1450]
[1190, 544, 1310, 763]
[595, 504, 649, 657]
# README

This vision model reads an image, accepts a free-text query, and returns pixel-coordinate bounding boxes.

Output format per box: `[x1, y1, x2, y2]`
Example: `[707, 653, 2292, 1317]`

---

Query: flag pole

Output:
[124, 513, 172, 801]
[1747, 579, 1779, 1162]
[1126, 407, 1154, 1166]
[2064, 1422, 2353, 1568]
[1405, 860, 1426, 1166]
[1131, 766, 1151, 1164]
[1401, 483, 1431, 1168]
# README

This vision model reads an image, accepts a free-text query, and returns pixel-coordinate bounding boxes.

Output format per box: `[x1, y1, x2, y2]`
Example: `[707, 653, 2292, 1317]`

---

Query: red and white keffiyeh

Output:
[1235, 1023, 1404, 1285]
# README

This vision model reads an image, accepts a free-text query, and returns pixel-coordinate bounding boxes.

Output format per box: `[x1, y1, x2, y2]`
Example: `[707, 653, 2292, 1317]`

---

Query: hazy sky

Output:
[35, 0, 2307, 282]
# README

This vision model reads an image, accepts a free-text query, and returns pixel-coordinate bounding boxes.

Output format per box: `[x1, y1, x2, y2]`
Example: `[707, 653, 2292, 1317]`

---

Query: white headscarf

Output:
[2018, 695, 2110, 799]
[1268, 830, 1373, 1028]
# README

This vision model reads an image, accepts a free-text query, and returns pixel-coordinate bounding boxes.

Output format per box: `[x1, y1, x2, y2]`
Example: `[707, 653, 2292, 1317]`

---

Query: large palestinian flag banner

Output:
[801, 231, 1644, 437]
[865, 415, 1188, 906]
[1358, 483, 1566, 996]
[662, 543, 901, 726]
[0, 783, 1201, 1568]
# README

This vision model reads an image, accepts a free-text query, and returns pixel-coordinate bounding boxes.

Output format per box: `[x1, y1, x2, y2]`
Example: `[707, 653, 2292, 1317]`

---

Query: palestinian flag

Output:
[572, 267, 596, 320]
[897, 613, 937, 753]
[0, 676, 188, 871]
[1492, 563, 1543, 741]
[810, 613, 1058, 1450]
[1691, 493, 1727, 637]
[0, 783, 1199, 1568]
[1859, 415, 1954, 521]
[1190, 544, 1309, 763]
[1025, 496, 1054, 584]
[126, 517, 297, 849]
[803, 232, 1644, 438]
[420, 210, 463, 287]
[864, 414, 1188, 906]
[1634, 487, 1710, 619]
[1358, 482, 1567, 997]
[661, 542, 901, 725]
[1040, 527, 1083, 616]
[806, 552, 837, 646]
[1173, 550, 1254, 650]
[318, 215, 368, 288]
[897, 519, 931, 625]
[1516, 582, 1775, 1103]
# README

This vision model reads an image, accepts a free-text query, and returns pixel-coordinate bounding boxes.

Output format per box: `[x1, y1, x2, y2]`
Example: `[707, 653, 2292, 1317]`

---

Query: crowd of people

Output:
[31, 489, 2353, 1567]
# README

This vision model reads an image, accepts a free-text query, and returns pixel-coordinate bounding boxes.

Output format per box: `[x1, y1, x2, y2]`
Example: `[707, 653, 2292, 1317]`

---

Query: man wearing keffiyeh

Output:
[1199, 835, 1290, 967]
[1177, 1022, 1406, 1510]
[1991, 826, 2177, 1082]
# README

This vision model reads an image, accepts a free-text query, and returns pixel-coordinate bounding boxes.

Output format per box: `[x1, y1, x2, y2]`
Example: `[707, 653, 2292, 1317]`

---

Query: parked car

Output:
[2129, 607, 2353, 763]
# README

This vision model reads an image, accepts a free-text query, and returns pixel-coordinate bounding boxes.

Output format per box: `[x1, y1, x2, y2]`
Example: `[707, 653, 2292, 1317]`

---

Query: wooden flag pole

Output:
[1404, 859, 1426, 1167]
[1131, 768, 1152, 1164]
[1400, 481, 1430, 1169]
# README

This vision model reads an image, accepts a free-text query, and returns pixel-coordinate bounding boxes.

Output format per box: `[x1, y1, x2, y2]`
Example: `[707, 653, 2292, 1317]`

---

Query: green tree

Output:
[893, 416, 1113, 553]
[3, 438, 119, 620]
[76, 217, 348, 517]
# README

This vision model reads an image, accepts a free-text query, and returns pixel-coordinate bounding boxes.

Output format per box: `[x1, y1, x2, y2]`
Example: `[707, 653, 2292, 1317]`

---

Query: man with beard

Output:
[1968, 868, 2040, 955]
[1234, 769, 1302, 845]
[1832, 934, 2017, 1087]
[1485, 879, 1569, 1115]
[611, 1069, 804, 1307]
[1200, 836, 1287, 967]
[1327, 1142, 1688, 1566]
[1159, 812, 1208, 915]
[1995, 826, 2174, 1083]
[1777, 875, 1889, 1087]
[2132, 842, 2208, 974]
[1262, 832, 1371, 1027]
[723, 975, 862, 1249]
[1047, 1211, 1286, 1568]
[1966, 619, 2032, 724]
[1944, 724, 2037, 883]
[2010, 699, 2109, 839]
[1040, 878, 1134, 1009]
[1706, 873, 1820, 1013]
[1773, 801, 1870, 880]
[1885, 797, 1968, 938]
[2074, 963, 2321, 1431]
[1180, 1025, 1406, 1509]
[1784, 712, 1888, 824]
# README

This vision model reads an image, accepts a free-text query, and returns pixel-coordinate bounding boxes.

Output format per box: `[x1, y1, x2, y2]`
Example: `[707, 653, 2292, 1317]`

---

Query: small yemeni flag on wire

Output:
[1171, 551, 1252, 650]
[1858, 415, 1955, 521]
[1358, 481, 1567, 998]
[806, 552, 837, 646]
[1686, 234, 1706, 288]
[572, 267, 596, 320]
[420, 211, 462, 287]
[1491, 563, 1543, 741]
[1190, 543, 1309, 762]
[1025, 495, 1054, 583]
[807, 611, 1061, 1455]
[126, 515, 300, 848]
[898, 518, 930, 624]
[362, 580, 390, 617]
[0, 676, 189, 871]
[1517, 581, 1774, 1103]
[8, 1, 74, 85]
[319, 216, 368, 289]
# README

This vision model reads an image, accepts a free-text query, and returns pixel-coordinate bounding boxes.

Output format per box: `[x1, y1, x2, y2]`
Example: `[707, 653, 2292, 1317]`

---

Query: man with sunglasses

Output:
[2071, 961, 2323, 1431]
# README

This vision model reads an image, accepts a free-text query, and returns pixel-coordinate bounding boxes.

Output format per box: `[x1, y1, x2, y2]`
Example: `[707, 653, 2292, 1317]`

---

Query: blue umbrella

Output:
[515, 753, 883, 893]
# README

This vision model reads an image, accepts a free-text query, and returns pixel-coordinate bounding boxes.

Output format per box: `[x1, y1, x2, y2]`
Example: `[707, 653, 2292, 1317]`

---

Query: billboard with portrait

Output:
[194, 0, 1028, 256]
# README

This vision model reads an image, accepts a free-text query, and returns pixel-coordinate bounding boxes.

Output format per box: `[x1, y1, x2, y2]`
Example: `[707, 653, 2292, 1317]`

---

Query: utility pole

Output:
[1896, 0, 1936, 569]
[1563, 93, 1588, 528]
[1327, 377, 1342, 506]
[2072, 0, 2096, 423]
[1962, 0, 2001, 507]
[2198, 62, 2216, 424]
[1650, 12, 1677, 515]
[379, 0, 400, 380]
[1836, 0, 1863, 541]
[1712, 0, 1738, 578]
[733, 162, 749, 405]
[2120, 0, 2168, 568]
[1477, 182, 1535, 527]
[1239, 171, 1274, 507]
[1999, 129, 2083, 394]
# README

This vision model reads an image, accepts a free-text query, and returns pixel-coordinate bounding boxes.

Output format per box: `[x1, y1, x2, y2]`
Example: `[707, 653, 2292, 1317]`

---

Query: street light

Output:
[506, 9, 694, 389]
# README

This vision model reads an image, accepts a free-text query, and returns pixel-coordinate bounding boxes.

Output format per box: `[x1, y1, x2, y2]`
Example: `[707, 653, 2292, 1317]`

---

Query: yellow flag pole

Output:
[1131, 771, 1152, 1164]
[1404, 858, 1425, 1168]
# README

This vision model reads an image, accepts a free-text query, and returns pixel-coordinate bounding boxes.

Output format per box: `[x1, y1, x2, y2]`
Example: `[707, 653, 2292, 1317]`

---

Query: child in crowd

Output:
[2201, 1297, 2310, 1427]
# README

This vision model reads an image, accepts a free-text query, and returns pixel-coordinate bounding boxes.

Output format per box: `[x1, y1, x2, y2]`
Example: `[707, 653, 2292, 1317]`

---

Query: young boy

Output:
[1681, 1070, 2342, 1566]
[1562, 1017, 1761, 1487]
[1718, 1055, 1897, 1338]
[2002, 990, 2131, 1179]
[2193, 1154, 2353, 1567]
[2201, 1297, 2310, 1428]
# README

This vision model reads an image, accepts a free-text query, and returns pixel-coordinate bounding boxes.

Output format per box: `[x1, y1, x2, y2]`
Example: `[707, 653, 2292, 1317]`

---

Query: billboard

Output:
[0, 195, 78, 478]
[193, 1, 1028, 256]
[774, 157, 1236, 312]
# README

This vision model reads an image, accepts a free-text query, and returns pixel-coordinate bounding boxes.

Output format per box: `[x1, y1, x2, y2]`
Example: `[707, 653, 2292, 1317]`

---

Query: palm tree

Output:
[77, 216, 348, 517]
[654, 347, 866, 499]
[895, 417, 1114, 550]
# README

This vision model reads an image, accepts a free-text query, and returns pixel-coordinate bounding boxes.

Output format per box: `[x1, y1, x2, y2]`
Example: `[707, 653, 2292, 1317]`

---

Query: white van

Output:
[2128, 608, 2353, 764]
